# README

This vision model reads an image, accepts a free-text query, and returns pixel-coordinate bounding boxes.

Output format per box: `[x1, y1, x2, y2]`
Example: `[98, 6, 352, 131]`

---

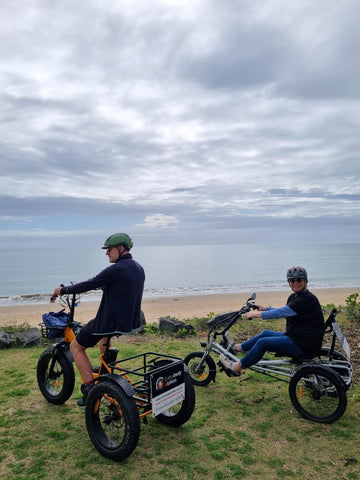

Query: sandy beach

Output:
[0, 287, 358, 329]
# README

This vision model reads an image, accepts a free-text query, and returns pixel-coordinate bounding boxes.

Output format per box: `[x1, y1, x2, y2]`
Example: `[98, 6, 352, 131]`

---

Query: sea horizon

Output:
[1, 243, 359, 306]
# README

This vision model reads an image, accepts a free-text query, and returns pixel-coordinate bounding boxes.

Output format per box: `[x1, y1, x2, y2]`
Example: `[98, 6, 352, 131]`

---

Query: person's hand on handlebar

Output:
[50, 286, 62, 303]
[244, 304, 267, 319]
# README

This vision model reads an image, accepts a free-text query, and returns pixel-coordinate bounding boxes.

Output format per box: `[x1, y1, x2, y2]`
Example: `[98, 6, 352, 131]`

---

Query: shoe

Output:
[77, 383, 94, 407]
[219, 353, 241, 376]
[224, 331, 237, 354]
[77, 396, 87, 407]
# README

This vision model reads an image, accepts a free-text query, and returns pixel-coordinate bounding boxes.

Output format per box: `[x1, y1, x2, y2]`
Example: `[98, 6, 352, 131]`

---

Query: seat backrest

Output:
[323, 308, 337, 333]
[312, 308, 338, 356]
[301, 308, 338, 358]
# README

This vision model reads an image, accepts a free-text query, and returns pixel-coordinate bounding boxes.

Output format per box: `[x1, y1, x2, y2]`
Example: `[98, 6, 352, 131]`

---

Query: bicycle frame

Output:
[38, 288, 196, 461]
[189, 297, 353, 389]
[200, 335, 353, 387]
[45, 293, 188, 420]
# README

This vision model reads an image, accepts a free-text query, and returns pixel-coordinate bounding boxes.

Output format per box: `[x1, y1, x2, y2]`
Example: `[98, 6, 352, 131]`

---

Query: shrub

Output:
[345, 293, 360, 323]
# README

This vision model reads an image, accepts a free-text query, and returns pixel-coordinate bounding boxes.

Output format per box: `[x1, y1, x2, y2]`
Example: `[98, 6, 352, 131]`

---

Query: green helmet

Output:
[102, 233, 133, 250]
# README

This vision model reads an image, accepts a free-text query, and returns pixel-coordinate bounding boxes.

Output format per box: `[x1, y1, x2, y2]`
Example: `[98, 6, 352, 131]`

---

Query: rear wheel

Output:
[148, 359, 195, 427]
[289, 365, 347, 423]
[318, 347, 347, 362]
[37, 347, 75, 404]
[85, 380, 140, 461]
[155, 372, 195, 427]
[184, 351, 216, 386]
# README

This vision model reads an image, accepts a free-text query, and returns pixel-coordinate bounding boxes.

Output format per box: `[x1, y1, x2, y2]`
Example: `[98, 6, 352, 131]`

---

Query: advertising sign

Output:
[150, 362, 185, 416]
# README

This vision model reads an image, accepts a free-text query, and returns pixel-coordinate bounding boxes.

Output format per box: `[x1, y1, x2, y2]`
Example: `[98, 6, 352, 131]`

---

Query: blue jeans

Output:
[239, 330, 304, 369]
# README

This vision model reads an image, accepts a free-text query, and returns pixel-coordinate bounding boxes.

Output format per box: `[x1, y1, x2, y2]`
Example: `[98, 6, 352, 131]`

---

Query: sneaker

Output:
[219, 353, 241, 376]
[77, 383, 94, 407]
[224, 331, 237, 353]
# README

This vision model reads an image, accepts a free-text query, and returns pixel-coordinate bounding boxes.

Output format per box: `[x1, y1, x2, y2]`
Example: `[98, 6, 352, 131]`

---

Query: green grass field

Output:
[0, 314, 359, 480]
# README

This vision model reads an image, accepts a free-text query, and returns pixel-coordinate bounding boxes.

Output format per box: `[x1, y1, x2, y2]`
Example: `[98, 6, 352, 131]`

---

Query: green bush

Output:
[345, 293, 360, 323]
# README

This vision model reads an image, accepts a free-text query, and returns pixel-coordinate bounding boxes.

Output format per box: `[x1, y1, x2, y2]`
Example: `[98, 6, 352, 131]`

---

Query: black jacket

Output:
[286, 289, 324, 354]
[61, 254, 145, 334]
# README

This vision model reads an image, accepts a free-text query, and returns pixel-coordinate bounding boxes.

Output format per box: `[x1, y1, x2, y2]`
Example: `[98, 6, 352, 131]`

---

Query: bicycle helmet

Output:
[102, 233, 133, 250]
[287, 266, 308, 280]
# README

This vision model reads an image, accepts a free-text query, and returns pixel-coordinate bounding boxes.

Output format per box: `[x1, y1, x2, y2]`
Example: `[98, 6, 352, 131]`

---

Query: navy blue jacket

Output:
[60, 254, 145, 335]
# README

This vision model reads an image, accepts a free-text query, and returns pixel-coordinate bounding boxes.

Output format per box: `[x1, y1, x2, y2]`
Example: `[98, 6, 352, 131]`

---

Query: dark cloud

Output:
[0, 0, 359, 247]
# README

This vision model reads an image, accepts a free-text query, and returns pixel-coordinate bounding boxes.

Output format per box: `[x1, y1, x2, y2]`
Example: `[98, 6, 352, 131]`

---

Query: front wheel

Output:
[85, 380, 140, 461]
[184, 351, 216, 386]
[37, 347, 75, 404]
[289, 365, 347, 423]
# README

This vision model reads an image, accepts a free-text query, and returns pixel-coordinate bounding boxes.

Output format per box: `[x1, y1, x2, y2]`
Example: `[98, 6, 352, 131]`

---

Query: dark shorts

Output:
[76, 319, 107, 348]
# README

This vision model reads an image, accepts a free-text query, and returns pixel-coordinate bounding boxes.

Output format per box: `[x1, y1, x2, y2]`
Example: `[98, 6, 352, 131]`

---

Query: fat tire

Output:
[289, 365, 347, 423]
[37, 347, 75, 404]
[85, 380, 140, 461]
[155, 372, 195, 427]
[184, 351, 216, 386]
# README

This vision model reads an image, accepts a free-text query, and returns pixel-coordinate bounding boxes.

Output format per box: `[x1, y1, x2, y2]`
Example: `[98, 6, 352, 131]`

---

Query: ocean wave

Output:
[0, 282, 358, 307]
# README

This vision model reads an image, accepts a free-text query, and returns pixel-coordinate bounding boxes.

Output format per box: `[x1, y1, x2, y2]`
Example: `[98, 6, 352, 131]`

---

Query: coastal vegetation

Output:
[0, 297, 359, 479]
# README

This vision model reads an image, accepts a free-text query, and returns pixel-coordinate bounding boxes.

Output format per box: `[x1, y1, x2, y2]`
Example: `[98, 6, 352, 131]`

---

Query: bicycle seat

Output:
[273, 352, 317, 362]
[290, 354, 316, 363]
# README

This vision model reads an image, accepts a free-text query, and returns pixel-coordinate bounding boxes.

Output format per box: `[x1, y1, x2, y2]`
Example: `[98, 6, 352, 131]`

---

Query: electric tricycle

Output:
[37, 290, 195, 461]
[184, 294, 353, 424]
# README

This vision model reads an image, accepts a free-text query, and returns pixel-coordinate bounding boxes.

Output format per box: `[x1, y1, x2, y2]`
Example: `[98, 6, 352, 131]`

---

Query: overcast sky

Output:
[1, 0, 359, 248]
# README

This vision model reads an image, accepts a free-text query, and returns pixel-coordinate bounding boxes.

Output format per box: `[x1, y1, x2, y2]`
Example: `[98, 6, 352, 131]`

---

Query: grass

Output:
[0, 312, 359, 480]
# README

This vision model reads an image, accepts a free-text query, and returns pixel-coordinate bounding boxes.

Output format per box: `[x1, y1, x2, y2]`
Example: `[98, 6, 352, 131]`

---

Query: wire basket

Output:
[39, 322, 81, 339]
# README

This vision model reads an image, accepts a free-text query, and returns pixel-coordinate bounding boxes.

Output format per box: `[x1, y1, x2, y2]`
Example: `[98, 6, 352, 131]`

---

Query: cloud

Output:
[138, 214, 179, 229]
[0, 0, 359, 247]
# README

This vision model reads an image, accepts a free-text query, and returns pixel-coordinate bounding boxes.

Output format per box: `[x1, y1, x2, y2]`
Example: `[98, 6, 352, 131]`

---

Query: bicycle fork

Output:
[199, 339, 239, 369]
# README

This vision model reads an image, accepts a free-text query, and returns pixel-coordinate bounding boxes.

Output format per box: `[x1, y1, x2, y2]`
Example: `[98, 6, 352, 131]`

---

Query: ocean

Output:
[0, 243, 359, 306]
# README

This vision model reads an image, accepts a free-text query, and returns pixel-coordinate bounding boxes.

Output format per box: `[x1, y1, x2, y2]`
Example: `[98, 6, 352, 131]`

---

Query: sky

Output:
[1, 0, 360, 249]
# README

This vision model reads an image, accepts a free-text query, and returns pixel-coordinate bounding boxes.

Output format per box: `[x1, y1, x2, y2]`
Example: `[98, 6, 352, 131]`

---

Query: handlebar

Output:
[237, 294, 259, 320]
[49, 283, 80, 322]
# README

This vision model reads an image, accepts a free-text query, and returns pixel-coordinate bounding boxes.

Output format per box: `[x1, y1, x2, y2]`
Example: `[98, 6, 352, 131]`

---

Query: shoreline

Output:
[0, 287, 357, 329]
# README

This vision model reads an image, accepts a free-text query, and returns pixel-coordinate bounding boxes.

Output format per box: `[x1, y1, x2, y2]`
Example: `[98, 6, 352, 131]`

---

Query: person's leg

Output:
[222, 330, 282, 374]
[240, 330, 282, 352]
[221, 331, 304, 374]
[71, 320, 100, 384]
[98, 336, 111, 356]
[240, 333, 303, 369]
[70, 338, 93, 383]
[225, 329, 280, 354]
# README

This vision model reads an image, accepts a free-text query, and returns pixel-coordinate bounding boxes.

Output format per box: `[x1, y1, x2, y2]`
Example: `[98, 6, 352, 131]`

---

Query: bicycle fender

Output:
[47, 343, 74, 363]
[62, 348, 74, 363]
[293, 363, 346, 387]
[98, 373, 135, 397]
[52, 343, 74, 363]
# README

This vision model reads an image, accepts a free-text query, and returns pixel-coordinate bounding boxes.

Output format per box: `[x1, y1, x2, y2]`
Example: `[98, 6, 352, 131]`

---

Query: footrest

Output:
[217, 361, 237, 378]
